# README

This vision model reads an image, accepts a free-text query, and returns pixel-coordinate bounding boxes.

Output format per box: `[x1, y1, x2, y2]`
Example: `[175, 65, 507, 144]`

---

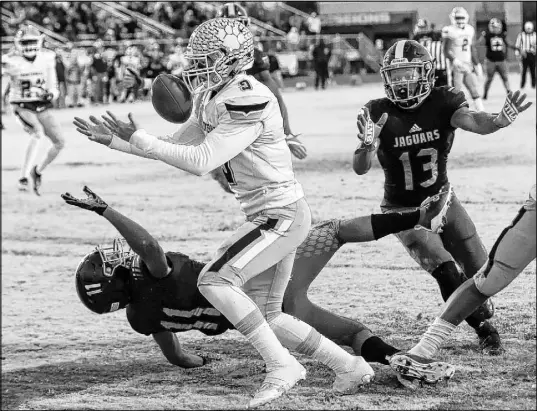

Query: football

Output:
[151, 74, 193, 124]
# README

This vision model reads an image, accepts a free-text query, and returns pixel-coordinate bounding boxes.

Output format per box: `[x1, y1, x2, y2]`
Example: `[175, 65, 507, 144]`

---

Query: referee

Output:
[516, 21, 536, 89]
[412, 20, 450, 86]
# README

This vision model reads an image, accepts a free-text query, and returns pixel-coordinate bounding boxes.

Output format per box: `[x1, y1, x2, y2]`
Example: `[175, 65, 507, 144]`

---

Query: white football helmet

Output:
[14, 24, 44, 59]
[182, 18, 254, 93]
[450, 7, 469, 29]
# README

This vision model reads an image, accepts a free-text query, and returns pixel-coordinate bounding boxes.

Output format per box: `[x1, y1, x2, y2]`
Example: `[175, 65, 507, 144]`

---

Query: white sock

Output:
[269, 314, 355, 374]
[199, 284, 293, 371]
[409, 317, 457, 358]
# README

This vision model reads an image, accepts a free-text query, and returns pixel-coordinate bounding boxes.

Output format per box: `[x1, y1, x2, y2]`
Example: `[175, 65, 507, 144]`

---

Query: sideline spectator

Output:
[516, 21, 536, 89]
[54, 48, 67, 109]
[312, 38, 331, 90]
[90, 41, 108, 104]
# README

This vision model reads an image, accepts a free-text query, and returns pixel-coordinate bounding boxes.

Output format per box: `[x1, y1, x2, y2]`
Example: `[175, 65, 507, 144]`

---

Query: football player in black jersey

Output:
[476, 18, 517, 100]
[353, 40, 532, 355]
[61, 183, 451, 370]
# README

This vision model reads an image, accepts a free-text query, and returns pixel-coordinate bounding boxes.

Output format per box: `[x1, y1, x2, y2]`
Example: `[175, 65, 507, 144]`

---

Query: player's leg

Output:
[529, 55, 536, 88]
[497, 61, 511, 93]
[436, 192, 502, 352]
[198, 201, 310, 407]
[12, 105, 44, 190]
[483, 59, 496, 100]
[29, 110, 65, 195]
[520, 57, 528, 89]
[391, 187, 536, 382]
[463, 71, 484, 111]
[283, 219, 404, 364]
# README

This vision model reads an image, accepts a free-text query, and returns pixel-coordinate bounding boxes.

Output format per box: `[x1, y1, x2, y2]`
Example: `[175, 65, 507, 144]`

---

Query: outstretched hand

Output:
[357, 107, 388, 151]
[73, 116, 114, 146]
[494, 90, 532, 128]
[101, 111, 141, 142]
[61, 186, 109, 216]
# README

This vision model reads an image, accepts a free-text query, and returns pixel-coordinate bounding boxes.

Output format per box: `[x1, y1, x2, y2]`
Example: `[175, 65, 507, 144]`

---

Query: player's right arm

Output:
[152, 331, 205, 368]
[352, 104, 388, 175]
[1, 56, 13, 99]
[61, 186, 170, 278]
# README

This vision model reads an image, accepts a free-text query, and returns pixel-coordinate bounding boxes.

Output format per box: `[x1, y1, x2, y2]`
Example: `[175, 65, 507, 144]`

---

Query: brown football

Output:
[151, 74, 193, 124]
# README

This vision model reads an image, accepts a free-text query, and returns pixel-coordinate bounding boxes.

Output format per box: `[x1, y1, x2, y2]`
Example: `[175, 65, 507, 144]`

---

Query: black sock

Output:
[371, 210, 421, 240]
[431, 261, 484, 330]
[360, 336, 399, 365]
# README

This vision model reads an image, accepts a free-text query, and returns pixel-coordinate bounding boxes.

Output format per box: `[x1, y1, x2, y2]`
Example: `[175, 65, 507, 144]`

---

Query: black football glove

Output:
[61, 186, 108, 215]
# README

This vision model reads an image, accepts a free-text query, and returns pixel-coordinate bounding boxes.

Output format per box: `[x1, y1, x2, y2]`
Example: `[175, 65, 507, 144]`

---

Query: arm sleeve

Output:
[129, 120, 262, 176]
[1, 59, 10, 98]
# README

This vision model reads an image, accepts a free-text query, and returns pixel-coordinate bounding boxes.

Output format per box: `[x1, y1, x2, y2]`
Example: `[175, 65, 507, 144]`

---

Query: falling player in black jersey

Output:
[353, 39, 532, 356]
[62, 184, 451, 369]
[476, 18, 518, 99]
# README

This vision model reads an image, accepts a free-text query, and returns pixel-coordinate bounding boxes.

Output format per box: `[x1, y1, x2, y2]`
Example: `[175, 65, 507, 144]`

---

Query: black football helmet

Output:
[75, 238, 135, 314]
[380, 40, 435, 110]
[217, 3, 250, 27]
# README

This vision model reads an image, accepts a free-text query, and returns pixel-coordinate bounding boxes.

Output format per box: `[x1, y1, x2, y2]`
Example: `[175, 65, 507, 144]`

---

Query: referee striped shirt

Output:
[413, 31, 448, 70]
[516, 31, 536, 55]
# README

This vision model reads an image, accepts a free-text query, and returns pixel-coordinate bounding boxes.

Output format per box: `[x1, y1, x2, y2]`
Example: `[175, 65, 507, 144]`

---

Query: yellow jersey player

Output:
[442, 7, 485, 111]
[74, 17, 374, 408]
[1, 25, 65, 195]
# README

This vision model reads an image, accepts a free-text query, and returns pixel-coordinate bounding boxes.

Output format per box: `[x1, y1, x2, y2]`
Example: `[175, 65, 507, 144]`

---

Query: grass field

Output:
[2, 74, 536, 410]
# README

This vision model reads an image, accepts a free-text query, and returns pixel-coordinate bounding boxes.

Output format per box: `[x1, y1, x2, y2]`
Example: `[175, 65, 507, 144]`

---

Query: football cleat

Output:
[18, 177, 29, 191]
[416, 183, 453, 233]
[477, 321, 505, 356]
[29, 165, 42, 196]
[332, 356, 374, 395]
[389, 352, 455, 385]
[248, 359, 306, 409]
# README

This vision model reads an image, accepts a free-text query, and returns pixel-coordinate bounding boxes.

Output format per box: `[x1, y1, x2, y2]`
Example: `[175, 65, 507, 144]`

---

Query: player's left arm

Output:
[61, 186, 170, 278]
[152, 331, 205, 368]
[450, 90, 532, 134]
[128, 101, 266, 176]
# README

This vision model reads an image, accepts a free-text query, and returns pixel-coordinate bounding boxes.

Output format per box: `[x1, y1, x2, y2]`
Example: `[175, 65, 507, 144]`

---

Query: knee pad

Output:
[197, 269, 235, 288]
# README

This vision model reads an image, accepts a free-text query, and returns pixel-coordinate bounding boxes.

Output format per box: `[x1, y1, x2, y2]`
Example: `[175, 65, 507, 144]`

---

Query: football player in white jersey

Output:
[1, 25, 65, 195]
[73, 18, 374, 408]
[442, 7, 485, 111]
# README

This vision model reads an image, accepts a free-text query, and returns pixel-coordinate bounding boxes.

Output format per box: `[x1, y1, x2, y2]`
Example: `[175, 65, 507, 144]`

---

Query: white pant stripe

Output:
[231, 219, 293, 270]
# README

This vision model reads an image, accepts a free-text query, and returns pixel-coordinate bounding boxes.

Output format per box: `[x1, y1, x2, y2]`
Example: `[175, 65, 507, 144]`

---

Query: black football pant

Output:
[314, 63, 329, 89]
[521, 53, 536, 88]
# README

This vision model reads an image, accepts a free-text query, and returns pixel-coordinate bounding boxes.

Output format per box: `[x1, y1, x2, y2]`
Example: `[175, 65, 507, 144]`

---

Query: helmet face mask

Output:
[182, 18, 254, 94]
[75, 238, 135, 315]
[381, 40, 435, 110]
[15, 25, 43, 59]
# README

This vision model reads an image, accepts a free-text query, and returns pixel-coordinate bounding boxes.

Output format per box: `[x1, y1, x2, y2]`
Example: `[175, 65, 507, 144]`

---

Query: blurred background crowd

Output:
[2, 1, 535, 108]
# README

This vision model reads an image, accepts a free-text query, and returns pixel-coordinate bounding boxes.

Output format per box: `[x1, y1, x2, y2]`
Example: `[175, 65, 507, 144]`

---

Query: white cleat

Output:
[332, 356, 375, 395]
[389, 352, 455, 385]
[416, 183, 453, 233]
[248, 359, 306, 409]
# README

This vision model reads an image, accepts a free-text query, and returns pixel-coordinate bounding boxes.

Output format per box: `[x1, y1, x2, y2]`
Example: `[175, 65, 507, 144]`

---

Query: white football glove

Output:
[474, 63, 484, 79]
[357, 107, 388, 151]
[32, 86, 54, 102]
[493, 90, 533, 128]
